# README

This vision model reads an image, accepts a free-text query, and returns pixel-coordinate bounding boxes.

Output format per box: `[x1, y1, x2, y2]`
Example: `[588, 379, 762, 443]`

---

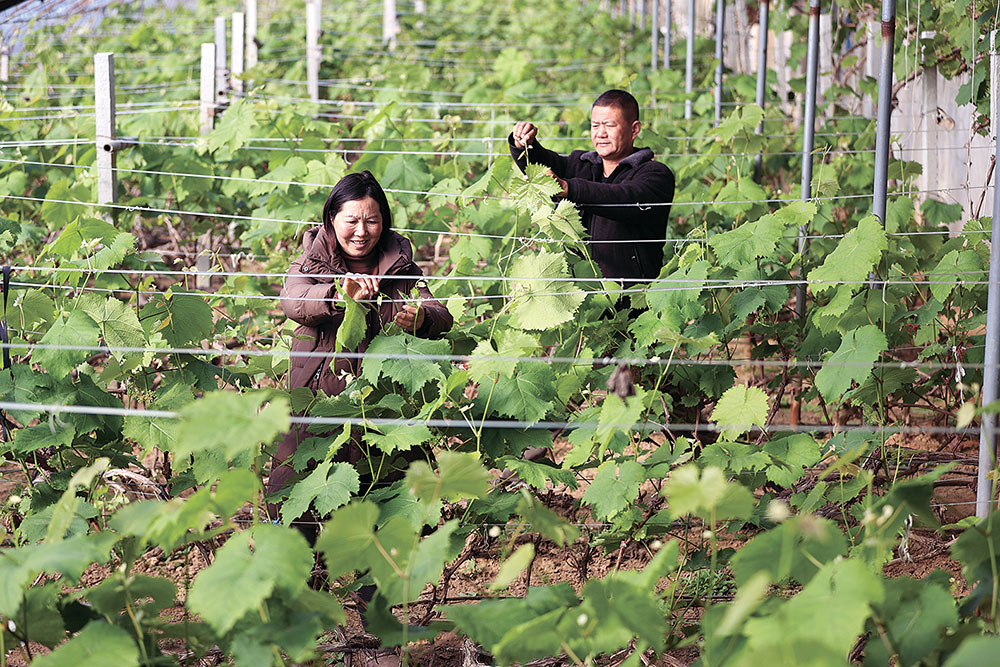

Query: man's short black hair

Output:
[592, 89, 640, 125]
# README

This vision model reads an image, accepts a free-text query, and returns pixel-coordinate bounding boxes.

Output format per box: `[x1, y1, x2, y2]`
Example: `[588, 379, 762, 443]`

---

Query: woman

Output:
[268, 170, 453, 519]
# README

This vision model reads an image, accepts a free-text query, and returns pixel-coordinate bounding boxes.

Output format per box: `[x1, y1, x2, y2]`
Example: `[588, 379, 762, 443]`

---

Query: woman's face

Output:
[331, 196, 383, 258]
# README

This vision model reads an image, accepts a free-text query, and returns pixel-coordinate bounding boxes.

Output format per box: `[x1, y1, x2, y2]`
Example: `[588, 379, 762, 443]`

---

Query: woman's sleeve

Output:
[414, 280, 453, 339]
[280, 256, 342, 327]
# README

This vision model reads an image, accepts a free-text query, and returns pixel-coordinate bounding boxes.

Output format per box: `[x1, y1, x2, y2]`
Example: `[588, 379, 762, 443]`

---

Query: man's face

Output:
[590, 105, 639, 162]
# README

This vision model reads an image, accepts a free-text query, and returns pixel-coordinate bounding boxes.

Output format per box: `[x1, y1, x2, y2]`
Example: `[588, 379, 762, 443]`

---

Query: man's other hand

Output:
[512, 121, 538, 149]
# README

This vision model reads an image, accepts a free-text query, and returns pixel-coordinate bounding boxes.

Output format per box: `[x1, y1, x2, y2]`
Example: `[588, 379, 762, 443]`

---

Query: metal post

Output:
[383, 0, 398, 50]
[992, 31, 999, 139]
[872, 0, 897, 226]
[640, 0, 646, 31]
[663, 0, 672, 69]
[200, 42, 216, 136]
[232, 12, 245, 95]
[214, 16, 228, 107]
[684, 0, 695, 119]
[864, 19, 879, 119]
[652, 0, 659, 71]
[921, 31, 937, 195]
[629, 0, 636, 27]
[754, 0, 769, 178]
[246, 0, 258, 70]
[796, 0, 820, 319]
[306, 0, 321, 103]
[95, 53, 117, 209]
[976, 129, 1000, 519]
[714, 0, 725, 126]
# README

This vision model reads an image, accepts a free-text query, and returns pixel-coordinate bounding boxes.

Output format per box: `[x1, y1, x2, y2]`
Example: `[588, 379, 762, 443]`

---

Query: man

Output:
[509, 89, 675, 282]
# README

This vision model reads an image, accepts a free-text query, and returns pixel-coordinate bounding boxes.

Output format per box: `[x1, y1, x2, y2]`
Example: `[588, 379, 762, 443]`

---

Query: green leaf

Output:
[47, 217, 118, 259]
[281, 461, 360, 523]
[48, 458, 110, 543]
[78, 294, 145, 350]
[335, 292, 367, 352]
[32, 622, 139, 667]
[507, 249, 585, 330]
[316, 501, 379, 578]
[866, 575, 957, 666]
[944, 636, 1000, 667]
[406, 451, 490, 503]
[361, 333, 450, 392]
[730, 515, 847, 586]
[929, 249, 981, 303]
[491, 543, 535, 591]
[187, 524, 312, 635]
[710, 384, 769, 440]
[663, 465, 755, 521]
[516, 490, 580, 546]
[34, 310, 100, 375]
[208, 97, 260, 152]
[140, 294, 214, 347]
[173, 391, 289, 461]
[709, 202, 814, 268]
[363, 423, 434, 455]
[383, 154, 433, 192]
[481, 363, 556, 424]
[814, 325, 887, 402]
[582, 461, 644, 520]
[122, 383, 193, 454]
[533, 198, 586, 241]
[807, 215, 887, 294]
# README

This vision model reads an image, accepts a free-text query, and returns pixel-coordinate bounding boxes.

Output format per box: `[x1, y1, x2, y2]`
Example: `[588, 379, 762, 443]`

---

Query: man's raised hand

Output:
[512, 121, 538, 149]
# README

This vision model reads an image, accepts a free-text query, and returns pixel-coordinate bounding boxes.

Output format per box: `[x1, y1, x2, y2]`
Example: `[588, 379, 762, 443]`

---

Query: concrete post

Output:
[651, 0, 659, 71]
[383, 0, 398, 50]
[232, 11, 245, 95]
[685, 0, 695, 119]
[246, 0, 258, 70]
[200, 42, 216, 135]
[714, 0, 725, 126]
[663, 0, 672, 69]
[921, 31, 938, 195]
[214, 16, 228, 107]
[95, 53, 117, 209]
[864, 19, 880, 118]
[0, 46, 8, 85]
[307, 0, 321, 103]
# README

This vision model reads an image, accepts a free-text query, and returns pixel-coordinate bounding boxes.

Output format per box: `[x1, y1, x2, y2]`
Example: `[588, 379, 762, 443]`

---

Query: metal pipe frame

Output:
[872, 0, 896, 226]
[714, 0, 725, 126]
[754, 0, 769, 177]
[684, 0, 694, 119]
[795, 0, 820, 319]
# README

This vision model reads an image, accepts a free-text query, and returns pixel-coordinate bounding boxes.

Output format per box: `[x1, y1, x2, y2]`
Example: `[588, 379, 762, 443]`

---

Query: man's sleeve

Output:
[507, 134, 571, 177]
[565, 162, 675, 223]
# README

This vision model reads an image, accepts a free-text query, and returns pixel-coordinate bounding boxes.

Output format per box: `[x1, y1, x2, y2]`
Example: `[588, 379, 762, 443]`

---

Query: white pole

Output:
[215, 16, 228, 107]
[200, 42, 217, 136]
[921, 31, 938, 195]
[246, 0, 258, 70]
[232, 12, 245, 95]
[306, 0, 321, 103]
[383, 0, 398, 50]
[864, 19, 879, 118]
[0, 46, 8, 85]
[992, 30, 1000, 139]
[95, 53, 117, 209]
[818, 10, 832, 105]
[663, 0, 672, 69]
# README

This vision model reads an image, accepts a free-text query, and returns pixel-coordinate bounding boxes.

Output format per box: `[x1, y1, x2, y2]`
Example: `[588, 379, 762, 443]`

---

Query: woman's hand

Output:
[342, 274, 380, 300]
[394, 303, 425, 332]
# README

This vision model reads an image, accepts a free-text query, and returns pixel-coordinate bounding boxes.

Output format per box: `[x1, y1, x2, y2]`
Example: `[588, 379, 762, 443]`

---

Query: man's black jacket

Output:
[509, 135, 675, 281]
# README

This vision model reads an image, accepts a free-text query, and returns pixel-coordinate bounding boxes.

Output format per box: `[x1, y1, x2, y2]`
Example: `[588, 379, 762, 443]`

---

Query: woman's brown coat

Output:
[268, 226, 453, 503]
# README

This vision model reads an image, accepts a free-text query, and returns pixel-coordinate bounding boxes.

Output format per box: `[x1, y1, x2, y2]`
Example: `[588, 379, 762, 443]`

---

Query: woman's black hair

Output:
[321, 170, 393, 248]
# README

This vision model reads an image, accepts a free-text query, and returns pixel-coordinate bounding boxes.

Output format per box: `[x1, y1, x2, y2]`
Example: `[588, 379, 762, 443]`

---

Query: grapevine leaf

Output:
[582, 461, 644, 520]
[516, 490, 580, 546]
[316, 502, 379, 578]
[511, 163, 562, 212]
[806, 215, 887, 294]
[533, 198, 586, 241]
[11, 423, 75, 454]
[865, 575, 958, 666]
[408, 520, 462, 601]
[335, 292, 367, 353]
[140, 294, 214, 347]
[481, 363, 556, 424]
[646, 259, 709, 323]
[929, 249, 981, 303]
[173, 391, 289, 460]
[496, 456, 579, 490]
[943, 636, 1000, 667]
[814, 325, 887, 402]
[663, 465, 755, 521]
[47, 217, 118, 259]
[0, 366, 54, 426]
[730, 515, 847, 586]
[32, 622, 139, 667]
[281, 461, 360, 523]
[709, 202, 813, 268]
[89, 231, 135, 271]
[508, 249, 585, 330]
[467, 339, 516, 382]
[122, 383, 193, 454]
[361, 333, 449, 392]
[187, 525, 312, 635]
[710, 384, 769, 440]
[304, 155, 347, 190]
[406, 451, 490, 503]
[363, 423, 434, 454]
[207, 97, 259, 152]
[78, 294, 145, 350]
[34, 310, 100, 376]
[383, 154, 433, 192]
[490, 543, 535, 591]
[248, 156, 308, 196]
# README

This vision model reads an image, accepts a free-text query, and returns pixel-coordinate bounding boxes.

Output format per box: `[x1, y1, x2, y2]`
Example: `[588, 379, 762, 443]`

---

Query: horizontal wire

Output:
[1, 342, 991, 371]
[1, 191, 990, 244]
[0, 104, 199, 122]
[0, 401, 980, 436]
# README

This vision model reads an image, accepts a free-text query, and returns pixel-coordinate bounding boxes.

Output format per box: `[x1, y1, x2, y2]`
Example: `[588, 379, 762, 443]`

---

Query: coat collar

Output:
[580, 146, 655, 168]
[302, 226, 412, 275]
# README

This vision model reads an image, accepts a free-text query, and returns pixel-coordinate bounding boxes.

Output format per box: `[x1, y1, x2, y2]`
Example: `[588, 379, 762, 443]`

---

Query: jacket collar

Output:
[302, 226, 412, 274]
[580, 146, 655, 168]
